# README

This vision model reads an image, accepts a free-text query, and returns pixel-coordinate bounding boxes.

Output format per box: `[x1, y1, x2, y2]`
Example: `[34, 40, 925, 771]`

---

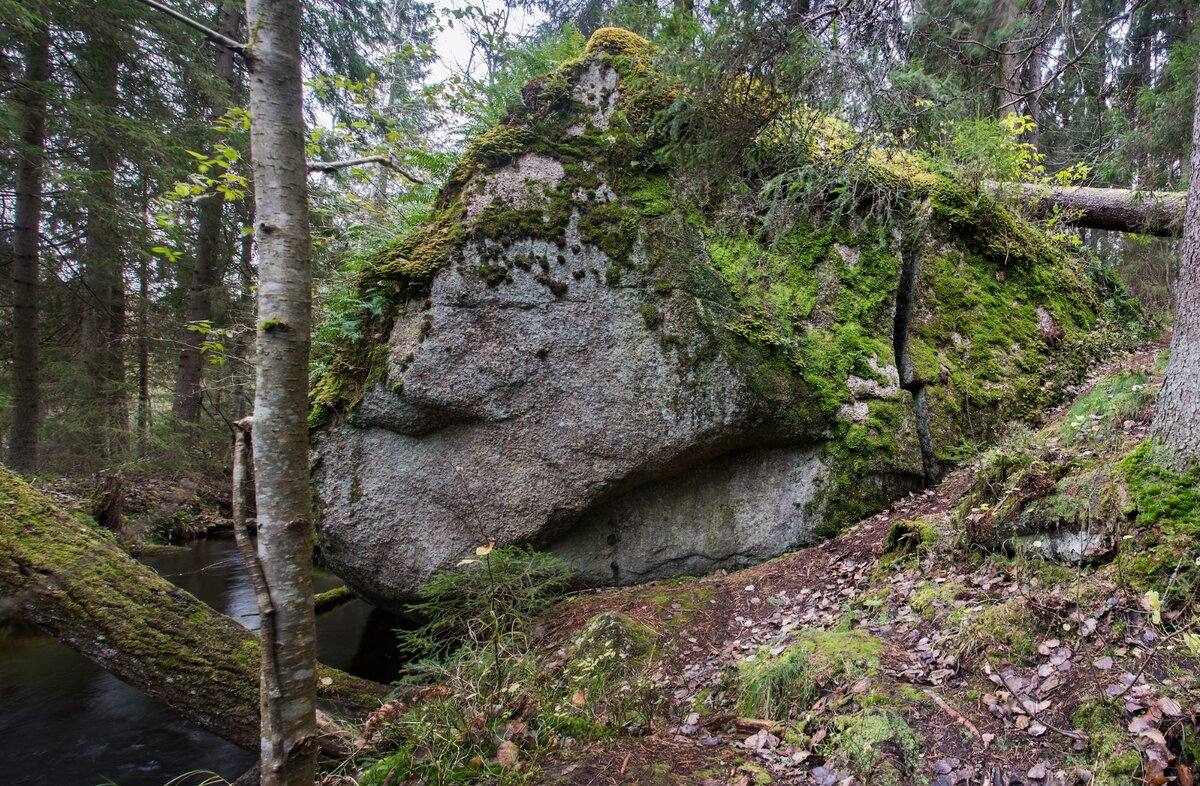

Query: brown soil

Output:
[535, 343, 1199, 785]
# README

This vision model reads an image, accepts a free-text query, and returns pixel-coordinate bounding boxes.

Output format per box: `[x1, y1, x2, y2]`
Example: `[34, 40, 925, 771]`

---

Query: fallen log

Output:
[0, 467, 388, 752]
[1002, 182, 1185, 237]
[315, 584, 357, 616]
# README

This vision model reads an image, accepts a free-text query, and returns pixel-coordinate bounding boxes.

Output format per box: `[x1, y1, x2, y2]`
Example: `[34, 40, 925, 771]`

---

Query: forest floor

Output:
[33, 466, 231, 550]
[516, 343, 1200, 786]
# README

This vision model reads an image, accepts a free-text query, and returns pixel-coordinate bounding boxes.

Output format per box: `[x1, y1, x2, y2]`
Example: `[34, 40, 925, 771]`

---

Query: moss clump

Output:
[640, 304, 663, 329]
[308, 341, 390, 429]
[736, 630, 883, 720]
[951, 594, 1037, 659]
[1071, 700, 1140, 785]
[461, 125, 535, 168]
[314, 585, 354, 615]
[1122, 440, 1200, 532]
[584, 27, 652, 57]
[565, 611, 657, 682]
[368, 212, 466, 285]
[827, 708, 921, 785]
[908, 579, 961, 617]
[535, 273, 569, 297]
[629, 177, 673, 217]
[1118, 439, 1200, 600]
[884, 518, 939, 556]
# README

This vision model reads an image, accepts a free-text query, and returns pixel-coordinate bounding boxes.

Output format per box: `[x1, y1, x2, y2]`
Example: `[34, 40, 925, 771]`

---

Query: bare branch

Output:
[306, 155, 427, 184]
[130, 0, 249, 54]
[996, 0, 1147, 111]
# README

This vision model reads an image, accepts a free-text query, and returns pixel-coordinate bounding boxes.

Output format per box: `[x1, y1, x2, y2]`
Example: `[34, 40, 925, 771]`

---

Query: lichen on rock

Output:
[310, 28, 1138, 610]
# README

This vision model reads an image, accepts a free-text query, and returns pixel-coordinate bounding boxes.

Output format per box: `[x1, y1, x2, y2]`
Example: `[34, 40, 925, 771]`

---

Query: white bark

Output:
[244, 1, 318, 783]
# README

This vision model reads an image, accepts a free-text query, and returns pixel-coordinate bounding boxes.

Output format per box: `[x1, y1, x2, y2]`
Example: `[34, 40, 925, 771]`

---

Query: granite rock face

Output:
[312, 210, 904, 607]
[311, 29, 1117, 609]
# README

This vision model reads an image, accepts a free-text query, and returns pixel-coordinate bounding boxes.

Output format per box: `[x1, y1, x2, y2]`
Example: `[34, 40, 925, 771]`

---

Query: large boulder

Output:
[311, 29, 1126, 611]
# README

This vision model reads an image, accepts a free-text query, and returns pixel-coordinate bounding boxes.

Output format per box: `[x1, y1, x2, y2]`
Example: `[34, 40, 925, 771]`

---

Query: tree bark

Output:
[137, 181, 152, 451]
[80, 22, 128, 460]
[8, 20, 50, 473]
[137, 249, 152, 447]
[244, 1, 319, 783]
[0, 467, 387, 753]
[172, 1, 240, 423]
[231, 204, 255, 421]
[1149, 41, 1200, 460]
[1004, 182, 1186, 237]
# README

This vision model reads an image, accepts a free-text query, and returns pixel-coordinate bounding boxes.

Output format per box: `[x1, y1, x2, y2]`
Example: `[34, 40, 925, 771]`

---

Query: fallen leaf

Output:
[744, 728, 780, 750]
[496, 740, 519, 768]
[1155, 697, 1182, 717]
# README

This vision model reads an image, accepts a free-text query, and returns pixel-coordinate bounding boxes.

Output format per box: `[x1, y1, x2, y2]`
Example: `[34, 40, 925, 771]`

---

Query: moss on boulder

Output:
[310, 28, 1142, 609]
[564, 611, 658, 684]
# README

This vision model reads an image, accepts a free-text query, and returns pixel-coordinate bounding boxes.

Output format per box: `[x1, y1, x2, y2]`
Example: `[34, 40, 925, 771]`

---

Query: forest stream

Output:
[0, 534, 405, 786]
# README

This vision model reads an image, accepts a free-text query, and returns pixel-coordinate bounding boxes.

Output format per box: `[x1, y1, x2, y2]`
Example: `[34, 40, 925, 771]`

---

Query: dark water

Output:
[0, 535, 405, 786]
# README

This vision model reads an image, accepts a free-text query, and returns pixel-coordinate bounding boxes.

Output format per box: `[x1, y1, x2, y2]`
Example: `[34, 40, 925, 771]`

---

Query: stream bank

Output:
[0, 534, 403, 786]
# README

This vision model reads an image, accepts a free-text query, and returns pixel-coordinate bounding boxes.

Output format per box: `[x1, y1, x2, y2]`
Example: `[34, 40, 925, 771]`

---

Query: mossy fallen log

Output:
[0, 467, 387, 752]
[1003, 182, 1185, 237]
[314, 584, 356, 615]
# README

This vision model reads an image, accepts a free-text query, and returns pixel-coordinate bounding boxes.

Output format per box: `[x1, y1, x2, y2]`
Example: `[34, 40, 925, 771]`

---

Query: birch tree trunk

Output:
[8, 20, 50, 473]
[244, 1, 319, 783]
[1149, 42, 1200, 461]
[172, 1, 240, 423]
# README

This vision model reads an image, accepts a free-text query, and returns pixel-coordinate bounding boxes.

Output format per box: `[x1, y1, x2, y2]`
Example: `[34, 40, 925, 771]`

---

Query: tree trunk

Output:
[137, 249, 152, 448]
[1004, 182, 1186, 237]
[172, 1, 240, 423]
[244, 1, 319, 783]
[0, 467, 387, 753]
[137, 181, 152, 451]
[231, 205, 255, 421]
[1149, 42, 1200, 460]
[1020, 0, 1048, 148]
[996, 0, 1023, 117]
[81, 24, 128, 460]
[8, 21, 50, 473]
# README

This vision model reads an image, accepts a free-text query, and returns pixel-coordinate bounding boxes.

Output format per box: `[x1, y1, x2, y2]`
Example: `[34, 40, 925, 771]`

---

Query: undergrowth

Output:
[329, 547, 664, 785]
[397, 545, 574, 659]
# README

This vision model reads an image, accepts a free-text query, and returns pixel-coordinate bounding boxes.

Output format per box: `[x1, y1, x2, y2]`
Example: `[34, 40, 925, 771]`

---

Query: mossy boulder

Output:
[311, 28, 1134, 610]
[563, 611, 657, 684]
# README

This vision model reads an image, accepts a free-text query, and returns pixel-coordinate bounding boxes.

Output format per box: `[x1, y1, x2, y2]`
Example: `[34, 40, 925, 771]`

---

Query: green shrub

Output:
[398, 545, 574, 657]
